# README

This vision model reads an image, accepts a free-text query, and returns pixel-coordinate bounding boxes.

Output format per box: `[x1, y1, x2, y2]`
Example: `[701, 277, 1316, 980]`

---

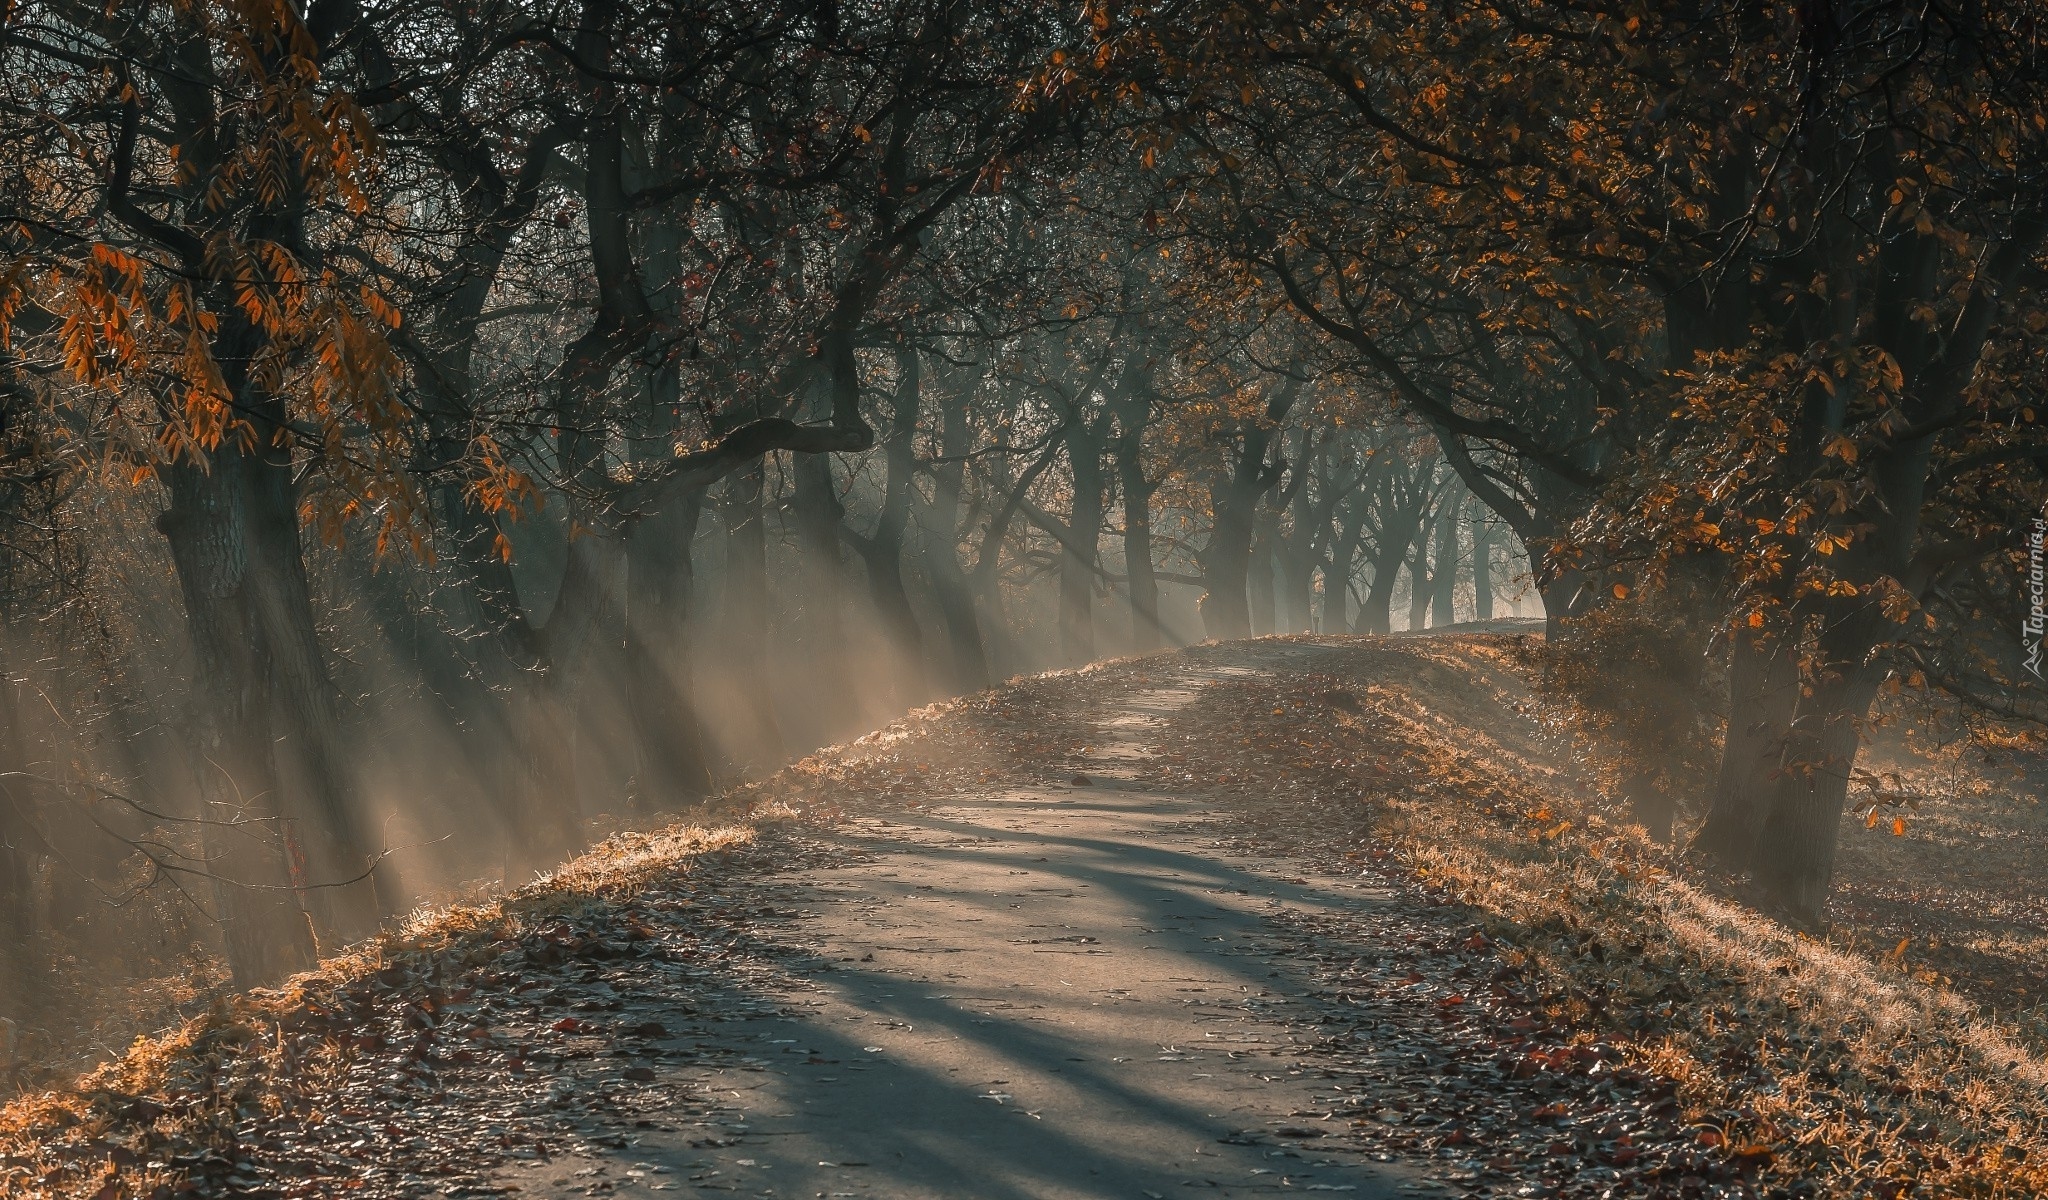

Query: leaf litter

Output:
[1145, 636, 2048, 1200]
[3, 636, 2042, 1200]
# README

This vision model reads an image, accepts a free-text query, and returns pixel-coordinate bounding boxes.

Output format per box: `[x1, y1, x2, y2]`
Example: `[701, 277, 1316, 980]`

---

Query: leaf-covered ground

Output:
[1153, 635, 2047, 1199]
[2, 635, 2042, 1200]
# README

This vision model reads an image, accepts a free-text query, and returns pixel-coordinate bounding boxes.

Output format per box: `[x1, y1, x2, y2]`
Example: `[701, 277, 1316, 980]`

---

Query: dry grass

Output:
[0, 819, 759, 1194]
[0, 656, 1132, 1196]
[7, 636, 2039, 1199]
[1828, 716, 2048, 1025]
[1174, 634, 2048, 1199]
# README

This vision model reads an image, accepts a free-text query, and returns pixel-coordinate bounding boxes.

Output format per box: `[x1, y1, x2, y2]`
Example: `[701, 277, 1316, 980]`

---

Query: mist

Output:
[0, 341, 1536, 1095]
[3, 5, 2043, 1197]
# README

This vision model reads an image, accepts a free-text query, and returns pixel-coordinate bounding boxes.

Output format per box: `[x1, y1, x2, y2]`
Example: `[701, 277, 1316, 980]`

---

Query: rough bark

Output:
[1429, 481, 1461, 628]
[1470, 496, 1495, 622]
[1323, 492, 1369, 634]
[857, 345, 926, 693]
[721, 464, 785, 760]
[1247, 518, 1278, 637]
[921, 383, 989, 692]
[1690, 627, 1801, 869]
[1059, 420, 1108, 665]
[624, 495, 715, 803]
[108, 2, 390, 970]
[1751, 666, 1884, 924]
[1406, 535, 1432, 633]
[1115, 420, 1162, 653]
[1201, 486, 1260, 641]
[158, 457, 318, 987]
[1539, 570, 1589, 640]
[1199, 382, 1297, 640]
[239, 421, 387, 935]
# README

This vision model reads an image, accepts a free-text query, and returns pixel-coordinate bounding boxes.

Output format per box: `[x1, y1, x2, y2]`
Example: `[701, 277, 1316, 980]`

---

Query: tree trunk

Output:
[158, 459, 317, 987]
[967, 396, 1056, 681]
[1470, 496, 1495, 622]
[1355, 464, 1428, 637]
[1323, 496, 1367, 635]
[1060, 424, 1106, 664]
[1406, 541, 1431, 632]
[625, 495, 715, 804]
[921, 391, 988, 692]
[1356, 548, 1400, 635]
[1539, 569, 1588, 640]
[239, 441, 387, 936]
[1752, 666, 1884, 924]
[721, 464, 784, 763]
[522, 519, 630, 858]
[1691, 628, 1802, 869]
[154, 290, 387, 967]
[1119, 444, 1162, 653]
[1429, 486, 1460, 628]
[790, 322, 869, 741]
[862, 346, 925, 693]
[792, 448, 852, 742]
[1200, 487, 1257, 640]
[1110, 366, 1164, 652]
[1278, 458, 1319, 633]
[1199, 382, 1295, 641]
[1276, 530, 1316, 633]
[1248, 519, 1278, 637]
[108, 2, 391, 969]
[0, 667, 39, 1012]
[1526, 472, 1592, 641]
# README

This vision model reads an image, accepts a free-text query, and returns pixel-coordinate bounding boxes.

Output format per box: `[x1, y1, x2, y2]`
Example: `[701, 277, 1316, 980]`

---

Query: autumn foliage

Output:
[0, 0, 2040, 1148]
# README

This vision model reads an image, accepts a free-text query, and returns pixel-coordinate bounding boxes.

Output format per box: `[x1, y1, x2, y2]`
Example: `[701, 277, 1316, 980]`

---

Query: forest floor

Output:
[4, 633, 2046, 1200]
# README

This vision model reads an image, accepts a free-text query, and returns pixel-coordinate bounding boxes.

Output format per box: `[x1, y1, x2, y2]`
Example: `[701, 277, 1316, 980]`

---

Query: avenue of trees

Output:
[0, 0, 2040, 1051]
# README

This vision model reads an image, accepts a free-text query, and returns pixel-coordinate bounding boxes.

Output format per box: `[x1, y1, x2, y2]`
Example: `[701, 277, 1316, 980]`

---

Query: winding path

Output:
[503, 666, 1428, 1199]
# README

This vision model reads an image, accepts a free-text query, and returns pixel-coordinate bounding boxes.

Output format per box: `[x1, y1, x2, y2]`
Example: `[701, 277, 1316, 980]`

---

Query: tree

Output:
[1, 0, 420, 979]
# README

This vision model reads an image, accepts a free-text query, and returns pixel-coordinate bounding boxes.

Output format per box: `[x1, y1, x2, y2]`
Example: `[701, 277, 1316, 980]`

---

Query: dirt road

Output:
[503, 666, 1431, 1198]
[5, 637, 1671, 1200]
[14, 633, 2033, 1200]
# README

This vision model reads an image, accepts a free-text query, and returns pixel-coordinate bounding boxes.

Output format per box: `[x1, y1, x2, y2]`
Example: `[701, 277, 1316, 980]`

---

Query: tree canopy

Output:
[0, 0, 2041, 1054]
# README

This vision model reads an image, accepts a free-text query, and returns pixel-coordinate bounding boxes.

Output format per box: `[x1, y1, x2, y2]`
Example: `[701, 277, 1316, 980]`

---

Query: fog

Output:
[0, 422, 1534, 1091]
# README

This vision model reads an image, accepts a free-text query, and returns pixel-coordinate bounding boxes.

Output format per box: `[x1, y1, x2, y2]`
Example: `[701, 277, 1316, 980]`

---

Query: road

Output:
[503, 666, 1428, 1199]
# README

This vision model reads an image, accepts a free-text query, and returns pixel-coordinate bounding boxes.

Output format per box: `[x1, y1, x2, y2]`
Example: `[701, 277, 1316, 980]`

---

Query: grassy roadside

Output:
[0, 820, 768, 1199]
[0, 660, 1130, 1198]
[1161, 634, 2047, 1200]
[6, 635, 2038, 1199]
